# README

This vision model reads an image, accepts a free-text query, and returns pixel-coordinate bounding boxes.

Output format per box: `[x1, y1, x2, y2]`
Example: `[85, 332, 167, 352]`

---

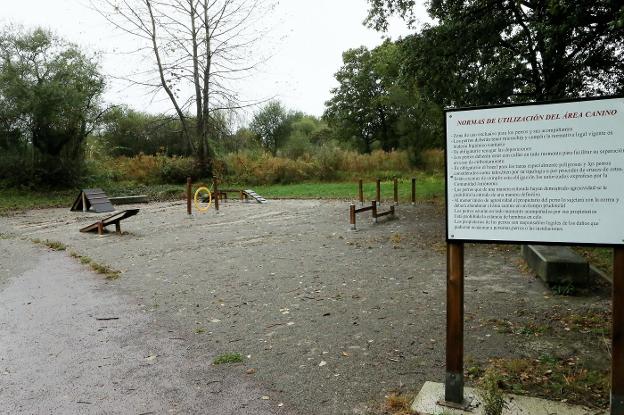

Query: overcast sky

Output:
[1, 0, 428, 121]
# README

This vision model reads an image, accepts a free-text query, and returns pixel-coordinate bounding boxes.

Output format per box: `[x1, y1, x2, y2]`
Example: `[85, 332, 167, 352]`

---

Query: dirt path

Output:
[0, 200, 611, 414]
[0, 238, 295, 414]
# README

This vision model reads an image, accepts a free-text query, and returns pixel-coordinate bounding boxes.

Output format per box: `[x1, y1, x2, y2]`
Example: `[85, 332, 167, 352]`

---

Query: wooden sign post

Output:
[445, 242, 464, 404]
[614, 246, 624, 414]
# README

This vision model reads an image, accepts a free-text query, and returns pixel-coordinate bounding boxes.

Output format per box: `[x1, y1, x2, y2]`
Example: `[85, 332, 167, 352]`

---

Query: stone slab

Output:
[411, 381, 605, 415]
[521, 245, 589, 286]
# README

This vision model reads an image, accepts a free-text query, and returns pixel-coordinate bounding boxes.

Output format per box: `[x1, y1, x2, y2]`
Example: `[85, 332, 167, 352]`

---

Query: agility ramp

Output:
[71, 189, 115, 213]
[79, 209, 139, 235]
[243, 189, 267, 203]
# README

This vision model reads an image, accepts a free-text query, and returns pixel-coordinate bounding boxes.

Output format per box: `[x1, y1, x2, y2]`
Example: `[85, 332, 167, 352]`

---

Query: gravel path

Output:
[0, 199, 611, 414]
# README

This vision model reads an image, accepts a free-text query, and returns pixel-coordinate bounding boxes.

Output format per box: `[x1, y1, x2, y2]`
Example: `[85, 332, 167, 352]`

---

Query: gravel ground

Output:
[0, 199, 611, 414]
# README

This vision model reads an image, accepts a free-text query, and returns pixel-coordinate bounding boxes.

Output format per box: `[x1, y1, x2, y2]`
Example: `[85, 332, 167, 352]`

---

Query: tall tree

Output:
[96, 0, 271, 176]
[249, 101, 290, 156]
[367, 0, 624, 103]
[0, 27, 105, 186]
[323, 43, 399, 153]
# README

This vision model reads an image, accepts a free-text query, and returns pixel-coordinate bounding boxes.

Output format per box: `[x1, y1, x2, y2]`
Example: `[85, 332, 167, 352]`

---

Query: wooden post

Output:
[213, 179, 220, 212]
[393, 178, 399, 205]
[115, 222, 121, 234]
[358, 180, 364, 206]
[82, 192, 87, 213]
[411, 178, 416, 205]
[350, 204, 356, 230]
[186, 177, 192, 215]
[372, 200, 378, 223]
[446, 242, 465, 404]
[97, 221, 104, 236]
[376, 179, 381, 205]
[613, 246, 624, 415]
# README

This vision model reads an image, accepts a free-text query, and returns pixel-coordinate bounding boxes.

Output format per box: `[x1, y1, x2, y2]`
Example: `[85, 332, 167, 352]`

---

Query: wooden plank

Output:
[109, 195, 149, 205]
[375, 209, 394, 218]
[80, 209, 139, 233]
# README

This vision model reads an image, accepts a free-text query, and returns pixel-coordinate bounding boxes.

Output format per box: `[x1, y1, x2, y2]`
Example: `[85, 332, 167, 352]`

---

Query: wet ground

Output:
[0, 199, 611, 414]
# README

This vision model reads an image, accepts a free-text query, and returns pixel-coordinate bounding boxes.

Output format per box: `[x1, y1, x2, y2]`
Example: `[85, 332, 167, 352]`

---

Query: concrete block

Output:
[411, 381, 605, 415]
[521, 245, 589, 286]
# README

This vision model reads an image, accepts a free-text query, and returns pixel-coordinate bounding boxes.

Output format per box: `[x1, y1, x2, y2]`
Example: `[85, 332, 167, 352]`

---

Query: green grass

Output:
[0, 188, 76, 215]
[253, 174, 444, 201]
[68, 250, 121, 280]
[0, 182, 184, 215]
[0, 174, 444, 214]
[213, 353, 243, 365]
[31, 238, 66, 251]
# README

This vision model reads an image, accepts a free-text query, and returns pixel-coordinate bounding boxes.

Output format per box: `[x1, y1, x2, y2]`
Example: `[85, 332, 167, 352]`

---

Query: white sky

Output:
[1, 0, 429, 121]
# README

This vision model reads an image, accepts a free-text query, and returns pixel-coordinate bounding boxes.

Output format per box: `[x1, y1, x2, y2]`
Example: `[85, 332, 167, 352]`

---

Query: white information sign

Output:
[446, 97, 624, 245]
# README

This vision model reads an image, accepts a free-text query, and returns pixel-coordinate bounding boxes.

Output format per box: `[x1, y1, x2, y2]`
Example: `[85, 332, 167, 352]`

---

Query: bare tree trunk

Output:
[145, 0, 195, 153]
[96, 0, 270, 178]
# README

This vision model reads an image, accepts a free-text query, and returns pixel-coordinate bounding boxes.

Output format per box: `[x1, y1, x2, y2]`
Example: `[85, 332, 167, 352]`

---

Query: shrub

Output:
[421, 148, 445, 173]
[159, 156, 198, 183]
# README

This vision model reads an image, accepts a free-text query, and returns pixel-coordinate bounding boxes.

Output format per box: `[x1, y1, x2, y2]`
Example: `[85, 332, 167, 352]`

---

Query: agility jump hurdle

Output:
[187, 177, 219, 214]
[186, 177, 267, 215]
[357, 178, 416, 206]
[349, 200, 395, 230]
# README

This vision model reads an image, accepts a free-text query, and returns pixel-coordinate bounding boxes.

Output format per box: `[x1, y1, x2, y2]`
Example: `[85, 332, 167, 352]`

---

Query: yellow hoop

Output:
[194, 186, 212, 212]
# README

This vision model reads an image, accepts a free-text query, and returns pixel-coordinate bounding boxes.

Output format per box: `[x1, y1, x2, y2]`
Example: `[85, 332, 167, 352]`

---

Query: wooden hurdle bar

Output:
[358, 178, 404, 206]
[349, 200, 395, 230]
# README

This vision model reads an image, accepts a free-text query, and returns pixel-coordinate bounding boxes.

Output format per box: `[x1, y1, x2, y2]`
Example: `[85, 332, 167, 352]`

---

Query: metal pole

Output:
[350, 204, 356, 230]
[612, 246, 624, 415]
[186, 177, 192, 215]
[411, 178, 416, 205]
[393, 178, 399, 205]
[358, 179, 364, 206]
[376, 179, 381, 205]
[446, 242, 465, 404]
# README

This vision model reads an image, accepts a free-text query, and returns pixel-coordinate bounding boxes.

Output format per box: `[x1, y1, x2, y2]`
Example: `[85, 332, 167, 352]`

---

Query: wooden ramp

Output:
[79, 209, 139, 235]
[243, 189, 267, 203]
[71, 189, 115, 213]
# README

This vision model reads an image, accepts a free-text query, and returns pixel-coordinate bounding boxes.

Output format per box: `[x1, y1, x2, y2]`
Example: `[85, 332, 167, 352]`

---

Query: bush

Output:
[221, 148, 415, 185]
[159, 156, 199, 183]
[421, 148, 445, 173]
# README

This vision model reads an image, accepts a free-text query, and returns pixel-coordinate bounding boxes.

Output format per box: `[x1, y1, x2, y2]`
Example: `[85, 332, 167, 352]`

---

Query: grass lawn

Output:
[0, 183, 183, 215]
[254, 174, 444, 201]
[0, 174, 445, 215]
